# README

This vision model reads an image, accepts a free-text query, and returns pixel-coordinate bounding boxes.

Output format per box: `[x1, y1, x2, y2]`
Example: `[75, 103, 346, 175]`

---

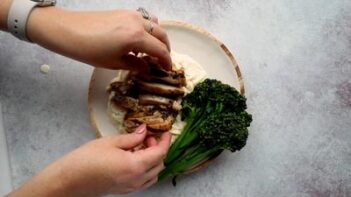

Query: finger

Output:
[133, 33, 172, 71]
[140, 177, 158, 190]
[118, 54, 149, 74]
[134, 132, 172, 167]
[150, 15, 158, 24]
[144, 162, 164, 180]
[145, 136, 158, 147]
[156, 131, 172, 153]
[111, 124, 147, 150]
[143, 21, 171, 51]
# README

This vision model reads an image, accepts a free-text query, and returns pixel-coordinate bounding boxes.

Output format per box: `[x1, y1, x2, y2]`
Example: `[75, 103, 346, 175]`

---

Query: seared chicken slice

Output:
[108, 79, 135, 95]
[150, 75, 186, 87]
[147, 115, 175, 132]
[136, 80, 185, 96]
[112, 95, 139, 111]
[126, 110, 161, 120]
[138, 94, 181, 111]
[147, 64, 186, 86]
[124, 111, 175, 132]
[123, 120, 140, 133]
[107, 70, 131, 93]
[126, 116, 164, 125]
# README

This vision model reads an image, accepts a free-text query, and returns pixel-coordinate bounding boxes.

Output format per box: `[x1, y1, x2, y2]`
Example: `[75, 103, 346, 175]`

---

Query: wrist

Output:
[26, 6, 80, 59]
[45, 155, 108, 197]
[26, 6, 65, 44]
[0, 0, 13, 31]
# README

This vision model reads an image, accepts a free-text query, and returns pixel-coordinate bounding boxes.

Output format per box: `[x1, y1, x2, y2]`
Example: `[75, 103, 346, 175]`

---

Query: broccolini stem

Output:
[159, 147, 221, 182]
[165, 142, 204, 166]
[166, 111, 195, 153]
[165, 108, 204, 164]
[165, 126, 199, 164]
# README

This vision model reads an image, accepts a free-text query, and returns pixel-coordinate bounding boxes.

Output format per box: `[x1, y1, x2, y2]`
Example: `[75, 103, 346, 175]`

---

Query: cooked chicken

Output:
[107, 70, 131, 93]
[147, 115, 175, 131]
[150, 75, 186, 86]
[123, 119, 140, 132]
[136, 80, 185, 96]
[108, 55, 186, 133]
[138, 94, 181, 111]
[108, 80, 132, 94]
[126, 113, 164, 125]
[148, 63, 186, 86]
[124, 111, 175, 132]
[112, 94, 139, 111]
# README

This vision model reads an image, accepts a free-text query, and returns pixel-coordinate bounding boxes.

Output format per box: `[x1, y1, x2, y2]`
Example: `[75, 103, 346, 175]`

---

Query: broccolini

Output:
[158, 79, 252, 182]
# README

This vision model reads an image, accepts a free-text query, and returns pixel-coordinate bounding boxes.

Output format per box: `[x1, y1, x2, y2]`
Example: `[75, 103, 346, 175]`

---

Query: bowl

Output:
[88, 20, 244, 174]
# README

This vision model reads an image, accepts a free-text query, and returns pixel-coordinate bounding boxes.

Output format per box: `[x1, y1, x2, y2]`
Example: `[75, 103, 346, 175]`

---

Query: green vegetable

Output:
[158, 79, 252, 182]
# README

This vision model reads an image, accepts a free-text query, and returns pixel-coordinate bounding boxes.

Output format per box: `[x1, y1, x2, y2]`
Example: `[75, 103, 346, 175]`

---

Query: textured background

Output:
[1, 0, 351, 196]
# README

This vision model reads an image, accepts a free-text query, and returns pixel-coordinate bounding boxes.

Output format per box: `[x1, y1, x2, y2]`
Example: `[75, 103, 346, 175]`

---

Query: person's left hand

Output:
[8, 124, 172, 197]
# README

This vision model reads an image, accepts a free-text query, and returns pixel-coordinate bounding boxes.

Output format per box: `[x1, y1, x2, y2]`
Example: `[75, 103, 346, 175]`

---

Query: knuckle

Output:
[159, 47, 169, 58]
[130, 11, 142, 19]
[127, 28, 145, 44]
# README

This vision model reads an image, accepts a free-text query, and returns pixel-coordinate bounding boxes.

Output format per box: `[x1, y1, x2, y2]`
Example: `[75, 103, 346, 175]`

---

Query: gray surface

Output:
[0, 103, 12, 195]
[0, 0, 350, 196]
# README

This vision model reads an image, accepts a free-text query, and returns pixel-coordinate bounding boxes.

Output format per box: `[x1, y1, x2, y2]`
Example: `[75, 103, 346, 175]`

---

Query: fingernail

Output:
[135, 124, 146, 134]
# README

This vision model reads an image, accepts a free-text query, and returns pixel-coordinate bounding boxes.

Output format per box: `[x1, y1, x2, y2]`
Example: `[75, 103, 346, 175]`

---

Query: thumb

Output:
[113, 124, 147, 150]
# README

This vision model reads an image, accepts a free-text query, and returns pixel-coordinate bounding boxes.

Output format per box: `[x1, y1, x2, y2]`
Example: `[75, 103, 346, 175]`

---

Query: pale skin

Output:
[0, 0, 172, 196]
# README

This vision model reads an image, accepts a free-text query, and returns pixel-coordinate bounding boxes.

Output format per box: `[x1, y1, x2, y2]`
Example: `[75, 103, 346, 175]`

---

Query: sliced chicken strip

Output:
[108, 79, 135, 95]
[147, 115, 175, 132]
[107, 70, 132, 93]
[150, 75, 186, 86]
[112, 95, 139, 111]
[138, 94, 181, 111]
[123, 120, 140, 133]
[139, 94, 171, 105]
[136, 80, 185, 96]
[127, 116, 165, 125]
[126, 110, 161, 119]
[125, 111, 154, 118]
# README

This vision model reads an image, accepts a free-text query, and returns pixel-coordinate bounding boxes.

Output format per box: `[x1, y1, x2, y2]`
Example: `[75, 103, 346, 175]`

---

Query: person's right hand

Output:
[8, 124, 172, 197]
[26, 7, 172, 72]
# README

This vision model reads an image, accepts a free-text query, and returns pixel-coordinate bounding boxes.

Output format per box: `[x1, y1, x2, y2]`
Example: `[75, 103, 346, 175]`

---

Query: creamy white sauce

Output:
[40, 64, 50, 74]
[171, 52, 208, 94]
[107, 51, 207, 142]
[169, 52, 207, 140]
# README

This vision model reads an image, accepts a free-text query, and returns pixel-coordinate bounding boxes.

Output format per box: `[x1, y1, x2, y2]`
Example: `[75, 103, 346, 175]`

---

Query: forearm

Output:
[7, 150, 109, 197]
[7, 162, 69, 197]
[0, 0, 12, 31]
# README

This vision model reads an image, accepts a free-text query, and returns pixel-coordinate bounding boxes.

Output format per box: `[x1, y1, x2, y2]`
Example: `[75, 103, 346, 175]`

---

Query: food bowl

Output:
[88, 20, 244, 174]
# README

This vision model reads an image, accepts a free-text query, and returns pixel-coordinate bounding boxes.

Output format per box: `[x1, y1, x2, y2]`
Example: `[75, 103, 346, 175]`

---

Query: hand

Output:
[26, 7, 172, 72]
[8, 124, 172, 197]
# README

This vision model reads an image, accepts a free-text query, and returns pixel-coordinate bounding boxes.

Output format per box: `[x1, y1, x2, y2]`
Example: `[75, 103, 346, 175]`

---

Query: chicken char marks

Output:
[109, 56, 186, 133]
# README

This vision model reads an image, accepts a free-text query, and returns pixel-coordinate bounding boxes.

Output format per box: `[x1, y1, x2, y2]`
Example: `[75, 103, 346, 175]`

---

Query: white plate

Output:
[88, 20, 244, 137]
